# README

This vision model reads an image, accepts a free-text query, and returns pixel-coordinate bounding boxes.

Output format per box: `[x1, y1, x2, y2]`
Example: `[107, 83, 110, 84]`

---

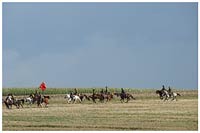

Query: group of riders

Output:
[3, 82, 50, 109]
[67, 86, 136, 103]
[3, 85, 181, 109]
[3, 89, 50, 109]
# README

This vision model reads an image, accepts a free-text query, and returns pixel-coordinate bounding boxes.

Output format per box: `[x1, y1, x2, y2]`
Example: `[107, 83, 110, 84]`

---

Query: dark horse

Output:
[114, 92, 136, 103]
[156, 90, 165, 100]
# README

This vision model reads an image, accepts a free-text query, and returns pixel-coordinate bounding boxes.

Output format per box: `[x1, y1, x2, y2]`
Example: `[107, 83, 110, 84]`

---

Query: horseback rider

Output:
[38, 92, 42, 101]
[105, 86, 108, 94]
[73, 88, 78, 95]
[121, 88, 125, 94]
[161, 85, 166, 91]
[100, 88, 104, 94]
[161, 85, 167, 94]
[70, 92, 73, 100]
[35, 90, 39, 97]
[92, 89, 95, 95]
[161, 85, 169, 100]
[121, 88, 126, 97]
[168, 86, 172, 97]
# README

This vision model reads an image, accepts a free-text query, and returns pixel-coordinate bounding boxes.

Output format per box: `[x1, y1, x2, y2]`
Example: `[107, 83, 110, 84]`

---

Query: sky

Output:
[2, 2, 198, 89]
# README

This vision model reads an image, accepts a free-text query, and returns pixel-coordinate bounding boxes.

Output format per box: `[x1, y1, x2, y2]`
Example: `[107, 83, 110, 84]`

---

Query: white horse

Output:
[170, 92, 181, 101]
[64, 94, 81, 104]
[25, 97, 33, 106]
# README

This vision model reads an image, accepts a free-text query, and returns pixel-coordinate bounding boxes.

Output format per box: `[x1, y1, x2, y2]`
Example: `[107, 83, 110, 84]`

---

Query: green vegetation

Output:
[2, 87, 146, 96]
[2, 87, 196, 96]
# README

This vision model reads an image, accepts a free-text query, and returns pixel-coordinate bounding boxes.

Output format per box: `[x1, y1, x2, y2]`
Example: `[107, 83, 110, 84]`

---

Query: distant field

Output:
[2, 88, 198, 131]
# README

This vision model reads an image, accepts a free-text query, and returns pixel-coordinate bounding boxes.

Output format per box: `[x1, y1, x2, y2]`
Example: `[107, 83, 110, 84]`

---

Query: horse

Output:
[156, 90, 165, 100]
[3, 99, 10, 109]
[4, 95, 13, 108]
[88, 93, 104, 103]
[4, 95, 24, 109]
[114, 92, 136, 103]
[102, 93, 114, 102]
[79, 94, 90, 102]
[25, 97, 34, 106]
[156, 90, 170, 101]
[15, 99, 25, 108]
[41, 95, 50, 107]
[64, 94, 81, 104]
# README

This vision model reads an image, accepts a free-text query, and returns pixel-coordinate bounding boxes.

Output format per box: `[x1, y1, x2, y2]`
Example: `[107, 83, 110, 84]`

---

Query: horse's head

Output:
[156, 90, 160, 94]
[64, 94, 70, 99]
[114, 92, 120, 97]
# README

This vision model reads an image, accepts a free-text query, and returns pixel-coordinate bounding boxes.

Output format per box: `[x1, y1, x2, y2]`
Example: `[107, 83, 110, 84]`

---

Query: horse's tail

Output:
[177, 93, 181, 96]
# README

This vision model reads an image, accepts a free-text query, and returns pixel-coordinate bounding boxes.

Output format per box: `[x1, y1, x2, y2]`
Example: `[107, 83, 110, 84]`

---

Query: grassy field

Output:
[2, 89, 198, 131]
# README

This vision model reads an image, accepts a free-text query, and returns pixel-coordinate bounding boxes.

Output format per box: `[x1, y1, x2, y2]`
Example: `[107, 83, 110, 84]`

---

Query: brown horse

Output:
[79, 94, 90, 101]
[114, 92, 136, 103]
[88, 94, 104, 103]
[102, 93, 114, 102]
[42, 96, 50, 107]
[39, 95, 50, 107]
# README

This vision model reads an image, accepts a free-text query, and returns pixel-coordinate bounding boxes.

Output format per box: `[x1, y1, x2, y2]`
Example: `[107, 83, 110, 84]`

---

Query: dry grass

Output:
[2, 89, 198, 131]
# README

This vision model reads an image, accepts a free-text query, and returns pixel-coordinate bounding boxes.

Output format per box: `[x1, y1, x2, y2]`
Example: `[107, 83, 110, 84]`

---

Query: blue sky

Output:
[3, 3, 198, 89]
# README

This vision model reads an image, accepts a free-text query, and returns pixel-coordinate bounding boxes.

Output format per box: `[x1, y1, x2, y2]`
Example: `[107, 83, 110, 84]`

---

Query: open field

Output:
[2, 89, 198, 131]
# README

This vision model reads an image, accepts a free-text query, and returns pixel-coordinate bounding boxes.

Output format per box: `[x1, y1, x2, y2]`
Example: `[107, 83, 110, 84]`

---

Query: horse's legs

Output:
[106, 97, 109, 102]
[92, 98, 96, 103]
[120, 98, 124, 103]
[78, 98, 82, 103]
[68, 99, 71, 104]
[73, 97, 76, 103]
[174, 96, 177, 101]
[126, 97, 130, 103]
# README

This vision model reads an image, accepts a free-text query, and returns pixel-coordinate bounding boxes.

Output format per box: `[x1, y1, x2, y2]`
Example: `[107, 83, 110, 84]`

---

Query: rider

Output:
[70, 92, 73, 100]
[161, 85, 169, 100]
[161, 85, 166, 91]
[73, 88, 78, 95]
[168, 86, 172, 97]
[92, 88, 96, 96]
[121, 88, 126, 97]
[105, 86, 108, 94]
[35, 90, 39, 97]
[100, 88, 104, 94]
[121, 88, 125, 94]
